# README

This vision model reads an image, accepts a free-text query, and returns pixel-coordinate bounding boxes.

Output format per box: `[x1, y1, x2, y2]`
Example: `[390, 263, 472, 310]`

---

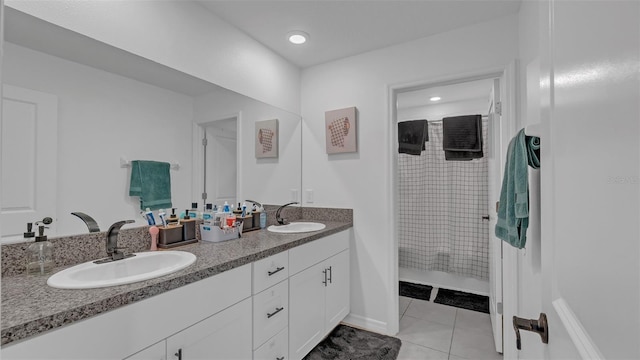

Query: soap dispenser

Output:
[26, 225, 54, 275]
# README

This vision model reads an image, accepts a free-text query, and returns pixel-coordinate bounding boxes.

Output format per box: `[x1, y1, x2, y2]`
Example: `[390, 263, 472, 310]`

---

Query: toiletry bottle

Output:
[203, 203, 214, 225]
[241, 203, 247, 218]
[168, 208, 179, 225]
[145, 208, 156, 225]
[26, 226, 54, 275]
[233, 202, 242, 216]
[188, 202, 200, 219]
[259, 205, 267, 229]
[158, 209, 168, 227]
[223, 201, 231, 213]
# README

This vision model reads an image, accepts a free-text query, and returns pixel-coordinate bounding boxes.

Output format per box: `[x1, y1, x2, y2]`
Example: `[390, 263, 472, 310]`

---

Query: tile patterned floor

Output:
[396, 290, 503, 360]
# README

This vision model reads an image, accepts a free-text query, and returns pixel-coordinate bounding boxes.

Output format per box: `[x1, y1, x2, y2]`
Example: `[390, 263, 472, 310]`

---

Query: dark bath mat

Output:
[303, 324, 402, 360]
[399, 281, 433, 301]
[434, 288, 490, 313]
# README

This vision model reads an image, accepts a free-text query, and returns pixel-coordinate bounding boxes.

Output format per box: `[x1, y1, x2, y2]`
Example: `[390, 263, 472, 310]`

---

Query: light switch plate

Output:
[306, 189, 314, 203]
[290, 189, 299, 202]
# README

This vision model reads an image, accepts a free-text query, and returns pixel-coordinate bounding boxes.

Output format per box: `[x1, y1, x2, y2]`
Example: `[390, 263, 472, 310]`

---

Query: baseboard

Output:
[342, 314, 389, 335]
[553, 298, 603, 359]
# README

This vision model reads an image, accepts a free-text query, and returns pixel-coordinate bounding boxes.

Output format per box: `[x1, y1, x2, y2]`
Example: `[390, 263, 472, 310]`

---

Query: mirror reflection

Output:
[1, 8, 302, 242]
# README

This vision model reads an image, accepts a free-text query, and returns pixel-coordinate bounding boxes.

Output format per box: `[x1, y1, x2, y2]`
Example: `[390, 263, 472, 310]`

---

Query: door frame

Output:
[192, 112, 242, 210]
[386, 62, 518, 346]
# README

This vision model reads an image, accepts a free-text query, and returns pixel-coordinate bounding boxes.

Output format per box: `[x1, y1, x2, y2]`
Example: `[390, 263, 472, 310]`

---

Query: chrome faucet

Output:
[276, 202, 299, 225]
[71, 212, 101, 233]
[96, 220, 135, 263]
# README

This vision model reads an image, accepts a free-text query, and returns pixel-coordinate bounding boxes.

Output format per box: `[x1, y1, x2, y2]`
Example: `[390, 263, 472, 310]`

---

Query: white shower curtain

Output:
[398, 120, 489, 280]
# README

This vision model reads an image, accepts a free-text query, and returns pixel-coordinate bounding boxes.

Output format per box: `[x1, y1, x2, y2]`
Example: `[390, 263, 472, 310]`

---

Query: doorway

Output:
[198, 116, 238, 210]
[389, 66, 517, 355]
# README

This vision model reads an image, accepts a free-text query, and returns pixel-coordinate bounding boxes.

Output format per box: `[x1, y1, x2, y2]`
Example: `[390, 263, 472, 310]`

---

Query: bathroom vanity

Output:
[1, 215, 352, 360]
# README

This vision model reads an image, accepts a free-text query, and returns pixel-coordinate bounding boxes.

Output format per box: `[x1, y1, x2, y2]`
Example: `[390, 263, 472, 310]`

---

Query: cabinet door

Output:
[167, 297, 252, 360]
[123, 341, 166, 360]
[324, 249, 350, 331]
[288, 261, 326, 360]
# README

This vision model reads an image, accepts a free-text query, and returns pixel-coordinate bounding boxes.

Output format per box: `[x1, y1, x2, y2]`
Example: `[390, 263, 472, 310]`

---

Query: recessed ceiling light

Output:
[430, 96, 441, 102]
[287, 31, 309, 45]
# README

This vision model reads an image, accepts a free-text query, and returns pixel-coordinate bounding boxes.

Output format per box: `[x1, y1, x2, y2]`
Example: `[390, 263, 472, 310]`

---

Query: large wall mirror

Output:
[1, 7, 302, 242]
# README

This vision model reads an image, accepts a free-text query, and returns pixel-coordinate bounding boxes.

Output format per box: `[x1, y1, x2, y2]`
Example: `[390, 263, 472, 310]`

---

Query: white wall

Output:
[300, 15, 519, 333]
[5, 0, 301, 114]
[3, 42, 194, 235]
[194, 89, 302, 207]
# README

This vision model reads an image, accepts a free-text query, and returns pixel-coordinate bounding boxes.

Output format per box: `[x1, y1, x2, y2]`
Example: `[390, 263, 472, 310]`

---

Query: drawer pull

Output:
[267, 307, 284, 318]
[268, 266, 285, 276]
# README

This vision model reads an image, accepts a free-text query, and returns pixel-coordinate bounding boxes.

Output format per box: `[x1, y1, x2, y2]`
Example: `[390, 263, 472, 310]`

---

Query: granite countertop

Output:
[1, 221, 352, 346]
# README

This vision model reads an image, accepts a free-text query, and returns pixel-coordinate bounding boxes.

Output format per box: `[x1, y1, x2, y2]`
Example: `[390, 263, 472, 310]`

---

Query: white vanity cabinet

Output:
[252, 251, 290, 359]
[288, 231, 350, 360]
[125, 298, 252, 360]
[2, 264, 253, 360]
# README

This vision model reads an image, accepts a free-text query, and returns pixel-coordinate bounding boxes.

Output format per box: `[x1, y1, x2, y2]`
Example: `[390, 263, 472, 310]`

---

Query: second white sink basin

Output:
[267, 222, 326, 233]
[47, 251, 196, 289]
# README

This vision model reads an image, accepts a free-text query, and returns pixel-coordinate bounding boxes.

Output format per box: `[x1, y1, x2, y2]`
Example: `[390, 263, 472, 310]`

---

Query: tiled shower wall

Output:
[398, 120, 489, 280]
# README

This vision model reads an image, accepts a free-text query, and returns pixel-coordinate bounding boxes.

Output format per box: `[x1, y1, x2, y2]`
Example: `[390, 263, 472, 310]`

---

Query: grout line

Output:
[449, 308, 458, 357]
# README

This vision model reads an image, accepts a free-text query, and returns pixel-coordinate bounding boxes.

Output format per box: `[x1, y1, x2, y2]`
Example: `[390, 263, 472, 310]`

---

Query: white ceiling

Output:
[197, 0, 522, 68]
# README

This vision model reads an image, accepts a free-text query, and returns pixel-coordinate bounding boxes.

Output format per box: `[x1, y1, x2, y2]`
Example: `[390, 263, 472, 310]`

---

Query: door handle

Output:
[322, 269, 327, 286]
[513, 313, 549, 350]
[175, 348, 182, 360]
[482, 215, 490, 221]
[327, 266, 332, 284]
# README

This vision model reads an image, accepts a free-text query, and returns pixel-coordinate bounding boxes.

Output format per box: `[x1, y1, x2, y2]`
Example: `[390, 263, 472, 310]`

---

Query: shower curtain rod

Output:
[427, 114, 489, 123]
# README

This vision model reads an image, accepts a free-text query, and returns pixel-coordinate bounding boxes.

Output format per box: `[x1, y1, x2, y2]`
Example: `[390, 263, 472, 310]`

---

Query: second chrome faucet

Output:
[275, 202, 299, 225]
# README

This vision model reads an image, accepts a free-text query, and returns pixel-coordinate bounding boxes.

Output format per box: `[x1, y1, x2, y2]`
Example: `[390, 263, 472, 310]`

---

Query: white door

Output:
[324, 249, 350, 331]
[203, 118, 237, 207]
[289, 261, 326, 360]
[123, 341, 166, 360]
[166, 297, 252, 360]
[514, 1, 640, 358]
[1, 85, 58, 238]
[487, 78, 504, 353]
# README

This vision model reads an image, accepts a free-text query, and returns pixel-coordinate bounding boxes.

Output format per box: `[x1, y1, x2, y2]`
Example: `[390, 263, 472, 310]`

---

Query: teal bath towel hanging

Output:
[495, 129, 540, 249]
[129, 160, 172, 211]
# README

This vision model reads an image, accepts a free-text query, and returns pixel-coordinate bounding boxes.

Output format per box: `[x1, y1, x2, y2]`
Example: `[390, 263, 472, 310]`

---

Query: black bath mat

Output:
[303, 324, 401, 360]
[399, 281, 433, 301]
[434, 288, 490, 313]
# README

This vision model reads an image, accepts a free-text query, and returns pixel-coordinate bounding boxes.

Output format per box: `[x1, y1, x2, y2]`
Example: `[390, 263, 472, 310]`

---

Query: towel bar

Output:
[120, 157, 180, 170]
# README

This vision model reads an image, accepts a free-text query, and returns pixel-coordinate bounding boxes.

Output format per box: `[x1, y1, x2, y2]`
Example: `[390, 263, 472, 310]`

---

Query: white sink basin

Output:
[267, 222, 326, 233]
[47, 251, 196, 289]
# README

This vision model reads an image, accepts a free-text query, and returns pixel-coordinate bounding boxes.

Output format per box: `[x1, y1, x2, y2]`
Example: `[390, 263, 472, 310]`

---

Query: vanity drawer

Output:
[254, 327, 288, 360]
[253, 280, 288, 349]
[253, 251, 289, 294]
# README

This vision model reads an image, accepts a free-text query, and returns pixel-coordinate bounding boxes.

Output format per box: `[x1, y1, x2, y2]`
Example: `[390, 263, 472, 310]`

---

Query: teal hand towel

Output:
[495, 129, 540, 249]
[129, 160, 172, 211]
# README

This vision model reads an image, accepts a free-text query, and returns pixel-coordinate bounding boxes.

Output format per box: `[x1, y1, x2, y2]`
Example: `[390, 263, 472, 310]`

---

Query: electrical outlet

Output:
[306, 189, 314, 203]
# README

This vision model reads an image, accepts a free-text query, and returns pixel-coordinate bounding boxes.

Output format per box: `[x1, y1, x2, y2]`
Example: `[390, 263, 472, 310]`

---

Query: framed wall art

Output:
[255, 119, 278, 158]
[325, 106, 357, 154]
